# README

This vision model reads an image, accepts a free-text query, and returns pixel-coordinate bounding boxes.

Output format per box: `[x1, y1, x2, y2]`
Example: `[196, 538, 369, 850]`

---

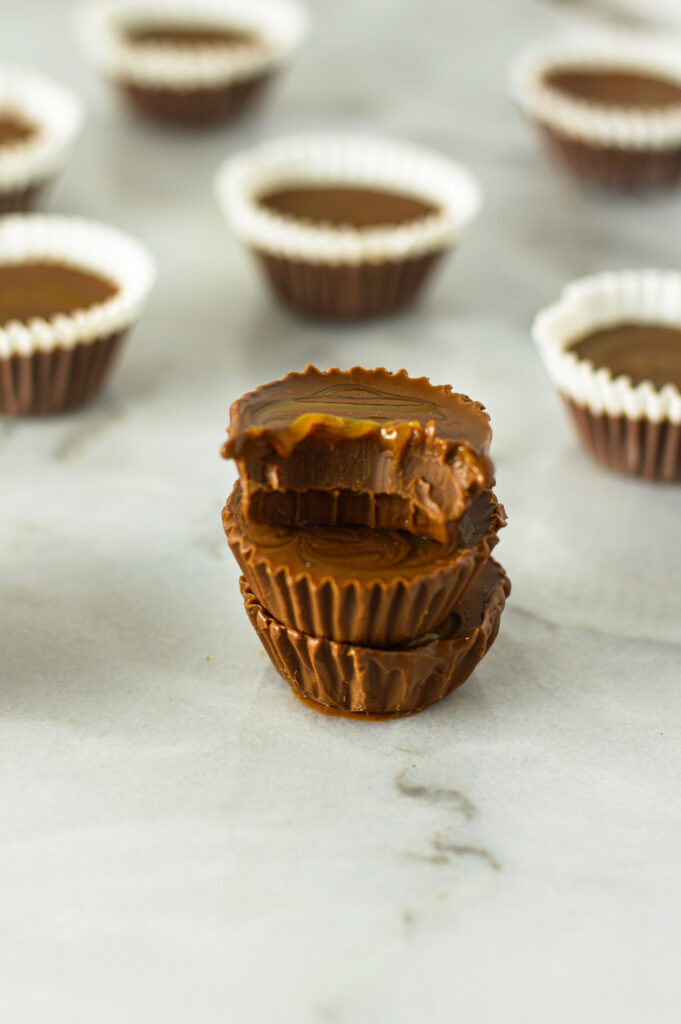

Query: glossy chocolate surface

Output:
[0, 261, 118, 325]
[570, 322, 681, 389]
[258, 186, 439, 229]
[544, 67, 681, 109]
[0, 111, 37, 148]
[124, 23, 262, 48]
[225, 366, 491, 455]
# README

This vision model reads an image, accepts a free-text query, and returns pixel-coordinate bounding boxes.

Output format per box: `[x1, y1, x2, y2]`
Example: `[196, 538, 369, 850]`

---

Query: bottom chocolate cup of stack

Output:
[241, 559, 510, 719]
[224, 480, 505, 647]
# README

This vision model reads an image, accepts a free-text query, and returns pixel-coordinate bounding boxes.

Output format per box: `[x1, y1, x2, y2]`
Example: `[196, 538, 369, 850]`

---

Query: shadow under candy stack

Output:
[220, 365, 510, 719]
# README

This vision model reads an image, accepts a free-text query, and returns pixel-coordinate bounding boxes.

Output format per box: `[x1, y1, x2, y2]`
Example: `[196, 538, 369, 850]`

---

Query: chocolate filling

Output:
[230, 481, 495, 584]
[124, 23, 263, 48]
[0, 262, 119, 325]
[257, 185, 440, 229]
[570, 322, 681, 389]
[0, 111, 38, 148]
[544, 67, 681, 109]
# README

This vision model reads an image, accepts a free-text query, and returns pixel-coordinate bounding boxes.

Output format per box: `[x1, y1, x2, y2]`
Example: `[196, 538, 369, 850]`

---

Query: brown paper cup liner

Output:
[0, 330, 127, 416]
[0, 180, 51, 215]
[224, 482, 505, 646]
[564, 397, 681, 481]
[254, 249, 444, 320]
[241, 559, 510, 717]
[541, 125, 681, 190]
[119, 71, 273, 125]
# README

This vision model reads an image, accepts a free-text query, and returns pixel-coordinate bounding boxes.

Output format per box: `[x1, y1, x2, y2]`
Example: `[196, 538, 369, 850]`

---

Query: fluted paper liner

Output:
[224, 480, 505, 646]
[0, 214, 155, 416]
[241, 559, 510, 717]
[74, 0, 308, 124]
[510, 32, 681, 188]
[0, 67, 83, 210]
[215, 134, 481, 318]
[533, 269, 681, 480]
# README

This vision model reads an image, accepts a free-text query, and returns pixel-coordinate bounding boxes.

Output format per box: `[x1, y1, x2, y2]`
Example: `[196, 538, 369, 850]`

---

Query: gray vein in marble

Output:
[52, 403, 127, 462]
[395, 767, 476, 820]
[509, 604, 681, 650]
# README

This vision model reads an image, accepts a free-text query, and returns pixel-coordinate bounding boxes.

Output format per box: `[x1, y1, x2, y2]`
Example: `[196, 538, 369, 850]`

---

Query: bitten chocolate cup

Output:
[533, 269, 681, 481]
[0, 67, 83, 213]
[224, 480, 505, 647]
[0, 215, 155, 416]
[241, 559, 510, 718]
[222, 366, 495, 543]
[74, 0, 308, 127]
[215, 134, 481, 319]
[510, 34, 681, 190]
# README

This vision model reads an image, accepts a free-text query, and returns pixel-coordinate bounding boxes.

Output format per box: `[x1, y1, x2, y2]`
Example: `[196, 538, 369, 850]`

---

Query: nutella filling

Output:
[570, 322, 681, 389]
[257, 185, 440, 229]
[123, 23, 263, 48]
[0, 261, 119, 325]
[0, 111, 38, 148]
[230, 483, 495, 584]
[544, 67, 681, 109]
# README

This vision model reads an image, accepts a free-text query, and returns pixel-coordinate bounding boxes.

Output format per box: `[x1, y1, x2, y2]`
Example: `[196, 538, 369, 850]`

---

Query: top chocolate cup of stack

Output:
[74, 0, 308, 126]
[215, 134, 481, 319]
[0, 67, 83, 214]
[222, 365, 494, 544]
[510, 33, 681, 190]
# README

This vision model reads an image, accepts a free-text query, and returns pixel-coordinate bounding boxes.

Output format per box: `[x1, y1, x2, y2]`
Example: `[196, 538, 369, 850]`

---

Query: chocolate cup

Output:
[541, 125, 681, 190]
[0, 331, 127, 416]
[119, 72, 273, 126]
[564, 397, 681, 481]
[254, 249, 444, 320]
[223, 366, 494, 544]
[241, 559, 510, 718]
[224, 481, 505, 646]
[0, 180, 51, 215]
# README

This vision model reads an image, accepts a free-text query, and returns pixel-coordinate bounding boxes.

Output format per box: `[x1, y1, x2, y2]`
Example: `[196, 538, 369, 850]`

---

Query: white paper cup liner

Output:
[214, 133, 482, 265]
[510, 31, 681, 151]
[73, 0, 309, 91]
[0, 214, 156, 358]
[0, 67, 83, 194]
[533, 269, 681, 425]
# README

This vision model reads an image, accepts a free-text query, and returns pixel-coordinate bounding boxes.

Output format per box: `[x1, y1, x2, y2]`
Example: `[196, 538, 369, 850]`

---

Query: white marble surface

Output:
[2, 1, 681, 1021]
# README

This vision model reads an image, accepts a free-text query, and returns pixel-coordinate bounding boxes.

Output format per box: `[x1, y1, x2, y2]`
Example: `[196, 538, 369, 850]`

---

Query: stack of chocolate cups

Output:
[221, 366, 510, 719]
